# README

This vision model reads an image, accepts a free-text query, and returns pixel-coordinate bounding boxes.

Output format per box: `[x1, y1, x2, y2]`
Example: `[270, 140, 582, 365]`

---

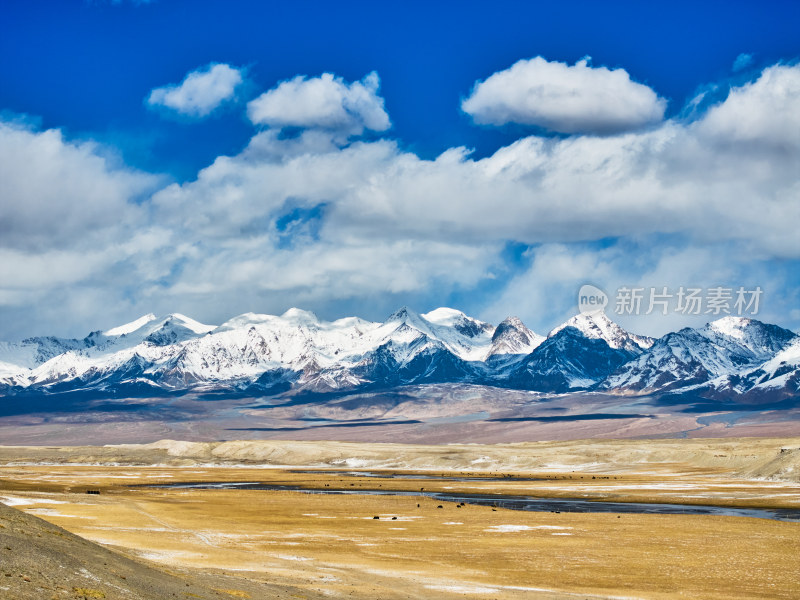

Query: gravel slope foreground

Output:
[0, 500, 219, 599]
[0, 501, 324, 600]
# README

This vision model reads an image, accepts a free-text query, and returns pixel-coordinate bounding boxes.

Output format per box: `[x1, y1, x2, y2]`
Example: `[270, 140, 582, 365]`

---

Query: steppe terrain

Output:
[1, 438, 799, 599]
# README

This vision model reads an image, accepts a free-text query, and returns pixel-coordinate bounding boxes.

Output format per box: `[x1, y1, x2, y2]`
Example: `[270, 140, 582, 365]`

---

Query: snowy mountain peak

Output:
[97, 313, 218, 349]
[487, 316, 544, 357]
[386, 306, 427, 327]
[377, 307, 492, 361]
[217, 312, 277, 331]
[1, 306, 795, 400]
[422, 307, 467, 325]
[422, 307, 493, 338]
[101, 312, 213, 342]
[329, 316, 376, 329]
[388, 306, 415, 319]
[381, 307, 437, 342]
[104, 314, 157, 336]
[603, 317, 797, 394]
[708, 316, 753, 339]
[159, 313, 216, 335]
[280, 307, 320, 325]
[549, 312, 652, 352]
[702, 316, 796, 356]
[493, 316, 527, 337]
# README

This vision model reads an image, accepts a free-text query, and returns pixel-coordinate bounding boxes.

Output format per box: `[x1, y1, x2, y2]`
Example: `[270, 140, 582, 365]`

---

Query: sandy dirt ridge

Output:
[2, 437, 799, 482]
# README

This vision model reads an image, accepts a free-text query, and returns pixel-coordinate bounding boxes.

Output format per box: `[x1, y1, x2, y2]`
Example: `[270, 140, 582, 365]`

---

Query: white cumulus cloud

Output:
[0, 121, 156, 252]
[697, 63, 800, 151]
[247, 72, 390, 136]
[147, 63, 244, 117]
[461, 56, 666, 135]
[1, 62, 800, 338]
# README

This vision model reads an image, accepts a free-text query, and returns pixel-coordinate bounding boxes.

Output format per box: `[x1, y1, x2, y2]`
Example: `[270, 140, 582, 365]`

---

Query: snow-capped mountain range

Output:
[0, 308, 797, 401]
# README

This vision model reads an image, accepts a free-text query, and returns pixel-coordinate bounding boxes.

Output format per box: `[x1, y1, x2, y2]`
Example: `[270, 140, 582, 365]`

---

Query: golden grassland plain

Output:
[1, 437, 799, 599]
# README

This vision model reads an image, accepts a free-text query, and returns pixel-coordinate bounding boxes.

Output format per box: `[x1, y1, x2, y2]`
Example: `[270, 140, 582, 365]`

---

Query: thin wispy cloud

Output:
[733, 53, 754, 72]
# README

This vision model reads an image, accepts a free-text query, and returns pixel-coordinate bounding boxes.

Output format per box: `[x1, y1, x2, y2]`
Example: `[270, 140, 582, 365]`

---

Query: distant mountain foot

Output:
[0, 307, 797, 403]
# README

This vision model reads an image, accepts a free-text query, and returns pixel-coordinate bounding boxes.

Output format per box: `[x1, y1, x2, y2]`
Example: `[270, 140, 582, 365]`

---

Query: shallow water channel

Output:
[149, 479, 800, 522]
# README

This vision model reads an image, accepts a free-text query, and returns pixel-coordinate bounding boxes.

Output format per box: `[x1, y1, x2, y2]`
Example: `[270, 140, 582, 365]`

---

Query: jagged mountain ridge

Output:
[502, 327, 639, 393]
[602, 317, 797, 395]
[548, 312, 654, 352]
[0, 309, 796, 400]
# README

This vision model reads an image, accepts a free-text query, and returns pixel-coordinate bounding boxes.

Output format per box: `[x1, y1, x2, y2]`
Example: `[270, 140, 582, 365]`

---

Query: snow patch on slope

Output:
[104, 314, 157, 336]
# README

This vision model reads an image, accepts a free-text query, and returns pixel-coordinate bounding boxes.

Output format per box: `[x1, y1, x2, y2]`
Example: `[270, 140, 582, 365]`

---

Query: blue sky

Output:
[1, 0, 799, 339]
